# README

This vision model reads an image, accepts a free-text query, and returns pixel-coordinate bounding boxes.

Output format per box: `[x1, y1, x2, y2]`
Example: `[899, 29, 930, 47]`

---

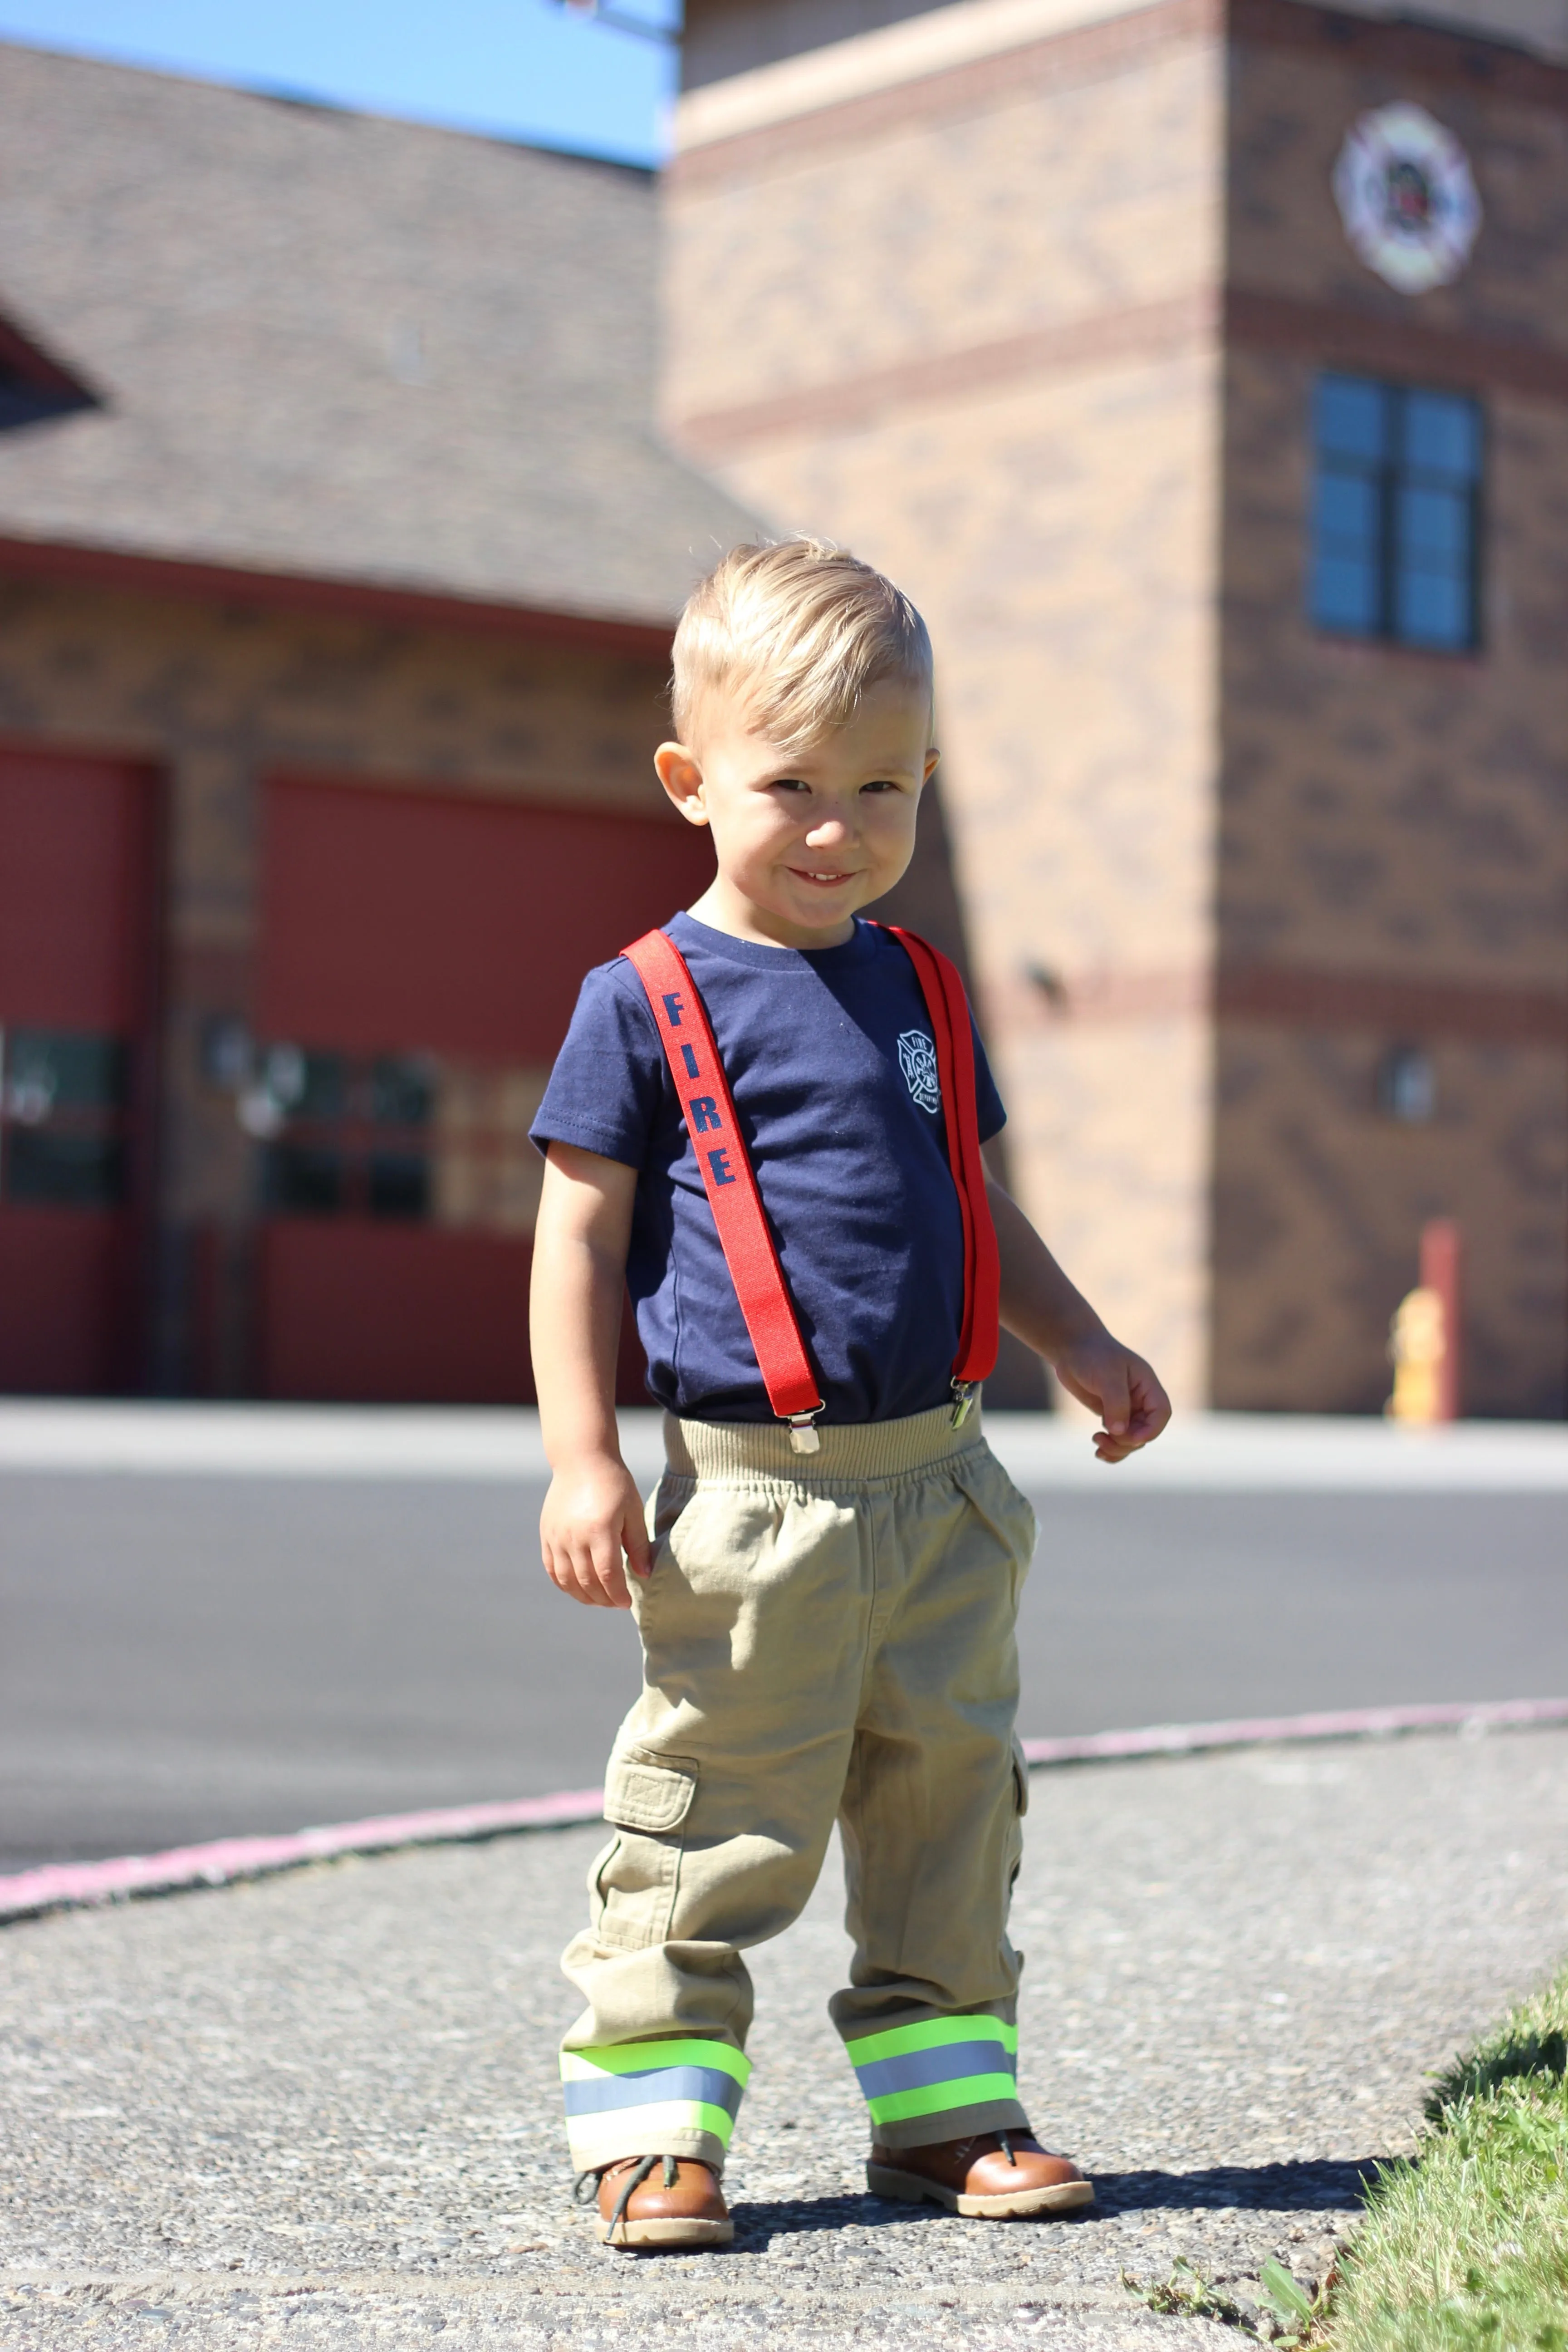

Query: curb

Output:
[1017, 1692, 1568, 1766]
[0, 1788, 606, 1927]
[4, 1696, 1565, 1928]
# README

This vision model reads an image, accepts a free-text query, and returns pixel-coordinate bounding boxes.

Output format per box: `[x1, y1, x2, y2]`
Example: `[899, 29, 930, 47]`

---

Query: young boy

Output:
[529, 540, 1169, 2251]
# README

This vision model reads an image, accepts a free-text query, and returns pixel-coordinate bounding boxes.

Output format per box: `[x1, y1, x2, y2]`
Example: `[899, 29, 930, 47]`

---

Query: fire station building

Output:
[665, 0, 1568, 1417]
[0, 44, 769, 1404]
[1, 0, 1565, 1416]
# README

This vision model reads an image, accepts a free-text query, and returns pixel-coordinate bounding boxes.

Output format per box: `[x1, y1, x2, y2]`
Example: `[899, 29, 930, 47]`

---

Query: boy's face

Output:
[655, 677, 937, 951]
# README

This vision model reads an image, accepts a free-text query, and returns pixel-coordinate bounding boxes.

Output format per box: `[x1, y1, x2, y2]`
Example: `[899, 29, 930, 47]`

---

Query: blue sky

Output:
[0, 0, 680, 164]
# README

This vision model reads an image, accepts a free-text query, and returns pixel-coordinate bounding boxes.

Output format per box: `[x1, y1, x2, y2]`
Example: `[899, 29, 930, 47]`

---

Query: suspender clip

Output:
[786, 1407, 823, 1455]
[950, 1379, 979, 1429]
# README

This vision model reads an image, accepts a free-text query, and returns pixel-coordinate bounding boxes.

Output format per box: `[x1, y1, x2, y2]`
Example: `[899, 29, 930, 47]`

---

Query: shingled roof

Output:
[0, 41, 762, 628]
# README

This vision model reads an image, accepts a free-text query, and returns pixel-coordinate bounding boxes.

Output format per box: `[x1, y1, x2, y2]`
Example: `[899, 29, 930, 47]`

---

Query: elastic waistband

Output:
[663, 1403, 986, 1487]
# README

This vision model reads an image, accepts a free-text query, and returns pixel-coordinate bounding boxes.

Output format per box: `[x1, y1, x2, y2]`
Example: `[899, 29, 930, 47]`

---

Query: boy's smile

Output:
[654, 677, 938, 951]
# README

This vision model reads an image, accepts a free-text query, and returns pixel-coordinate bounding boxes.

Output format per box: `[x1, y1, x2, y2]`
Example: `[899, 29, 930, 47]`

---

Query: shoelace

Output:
[574, 2154, 681, 2240]
[946, 2132, 1020, 2171]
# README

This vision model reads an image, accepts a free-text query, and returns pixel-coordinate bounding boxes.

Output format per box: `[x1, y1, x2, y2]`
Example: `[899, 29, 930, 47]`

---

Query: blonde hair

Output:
[671, 539, 933, 755]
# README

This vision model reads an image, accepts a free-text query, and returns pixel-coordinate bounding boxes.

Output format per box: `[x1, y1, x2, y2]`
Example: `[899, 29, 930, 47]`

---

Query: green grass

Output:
[1329, 1963, 1568, 2352]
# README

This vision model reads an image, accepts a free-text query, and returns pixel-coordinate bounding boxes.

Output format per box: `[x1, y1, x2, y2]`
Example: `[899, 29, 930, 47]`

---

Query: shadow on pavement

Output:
[1092, 2159, 1387, 2211]
[724, 2159, 1384, 2245]
[727, 2195, 937, 2246]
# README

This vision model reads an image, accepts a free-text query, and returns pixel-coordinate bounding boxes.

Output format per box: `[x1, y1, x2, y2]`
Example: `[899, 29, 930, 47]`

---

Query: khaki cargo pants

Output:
[559, 1403, 1037, 2176]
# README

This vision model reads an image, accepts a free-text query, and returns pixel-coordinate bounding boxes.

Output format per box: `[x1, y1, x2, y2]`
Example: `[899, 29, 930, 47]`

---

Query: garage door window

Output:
[258, 1046, 545, 1233]
[0, 1027, 130, 1208]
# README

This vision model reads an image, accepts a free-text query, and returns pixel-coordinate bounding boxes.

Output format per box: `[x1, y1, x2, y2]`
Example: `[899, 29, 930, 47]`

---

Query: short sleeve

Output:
[972, 1016, 1006, 1144]
[530, 961, 669, 1169]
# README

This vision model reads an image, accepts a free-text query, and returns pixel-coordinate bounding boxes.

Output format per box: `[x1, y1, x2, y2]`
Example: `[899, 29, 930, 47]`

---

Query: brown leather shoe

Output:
[591, 2154, 734, 2249]
[867, 2129, 1094, 2218]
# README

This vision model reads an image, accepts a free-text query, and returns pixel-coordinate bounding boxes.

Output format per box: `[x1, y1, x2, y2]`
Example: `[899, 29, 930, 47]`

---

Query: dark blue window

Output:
[1310, 374, 1482, 652]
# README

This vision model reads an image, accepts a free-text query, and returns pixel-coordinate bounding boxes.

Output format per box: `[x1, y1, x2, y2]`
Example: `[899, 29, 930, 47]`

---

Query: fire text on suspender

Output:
[622, 925, 999, 1451]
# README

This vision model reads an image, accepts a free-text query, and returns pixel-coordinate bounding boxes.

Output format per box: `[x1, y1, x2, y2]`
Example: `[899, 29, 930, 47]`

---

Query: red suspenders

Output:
[881, 923, 1002, 1408]
[622, 924, 1000, 1451]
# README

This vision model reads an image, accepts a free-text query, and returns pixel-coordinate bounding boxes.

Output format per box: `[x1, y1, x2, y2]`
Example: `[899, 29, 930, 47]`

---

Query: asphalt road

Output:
[3, 1449, 1565, 1871]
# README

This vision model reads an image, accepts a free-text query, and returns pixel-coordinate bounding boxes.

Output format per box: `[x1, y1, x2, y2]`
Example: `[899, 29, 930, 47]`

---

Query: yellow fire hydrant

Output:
[1387, 1285, 1446, 1422]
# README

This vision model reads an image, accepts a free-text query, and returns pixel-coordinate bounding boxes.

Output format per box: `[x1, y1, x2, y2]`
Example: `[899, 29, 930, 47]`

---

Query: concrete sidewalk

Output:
[3, 1724, 1566, 2349]
[2, 1401, 1567, 1487]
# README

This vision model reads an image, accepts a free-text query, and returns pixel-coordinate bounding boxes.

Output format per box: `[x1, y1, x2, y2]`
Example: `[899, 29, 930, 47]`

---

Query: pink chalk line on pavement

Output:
[0, 1788, 607, 1927]
[3, 1695, 1565, 1928]
[1017, 1693, 1568, 1766]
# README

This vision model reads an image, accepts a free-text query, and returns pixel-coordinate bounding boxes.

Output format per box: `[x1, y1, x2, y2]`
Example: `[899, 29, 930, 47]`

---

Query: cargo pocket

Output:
[589, 1749, 699, 1952]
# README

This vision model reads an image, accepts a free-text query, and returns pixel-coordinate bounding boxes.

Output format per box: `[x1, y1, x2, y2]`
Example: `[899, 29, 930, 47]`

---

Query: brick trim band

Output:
[1227, 289, 1568, 407]
[668, 292, 1218, 453]
[670, 0, 1567, 193]
[991, 960, 1568, 1044]
[669, 0, 1218, 186]
[1217, 962, 1568, 1047]
[667, 284, 1568, 459]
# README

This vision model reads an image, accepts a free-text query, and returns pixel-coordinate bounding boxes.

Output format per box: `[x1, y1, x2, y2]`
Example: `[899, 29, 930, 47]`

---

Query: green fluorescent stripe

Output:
[845, 2016, 1017, 2068]
[567, 2099, 738, 2149]
[561, 2039, 751, 2086]
[865, 2070, 1021, 2126]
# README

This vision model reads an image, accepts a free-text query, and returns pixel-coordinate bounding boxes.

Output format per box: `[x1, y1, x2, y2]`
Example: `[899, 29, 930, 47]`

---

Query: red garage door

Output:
[0, 748, 158, 1393]
[255, 777, 714, 1402]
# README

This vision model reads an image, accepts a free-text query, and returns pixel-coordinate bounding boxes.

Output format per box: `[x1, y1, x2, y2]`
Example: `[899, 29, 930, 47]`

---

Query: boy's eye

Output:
[771, 777, 810, 793]
[860, 779, 897, 794]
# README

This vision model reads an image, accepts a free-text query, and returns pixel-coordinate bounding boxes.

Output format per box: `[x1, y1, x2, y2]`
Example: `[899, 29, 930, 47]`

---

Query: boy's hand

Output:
[530, 1144, 647, 1607]
[1053, 1332, 1171, 1464]
[988, 1176, 1171, 1463]
[541, 1453, 652, 1609]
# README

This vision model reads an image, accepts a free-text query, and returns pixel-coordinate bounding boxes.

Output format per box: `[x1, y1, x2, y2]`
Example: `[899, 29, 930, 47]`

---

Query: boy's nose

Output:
[804, 814, 854, 846]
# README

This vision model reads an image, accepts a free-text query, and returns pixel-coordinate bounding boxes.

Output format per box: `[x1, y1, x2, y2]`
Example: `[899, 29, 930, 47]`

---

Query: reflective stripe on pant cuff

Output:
[561, 2038, 750, 2175]
[844, 2014, 1019, 2133]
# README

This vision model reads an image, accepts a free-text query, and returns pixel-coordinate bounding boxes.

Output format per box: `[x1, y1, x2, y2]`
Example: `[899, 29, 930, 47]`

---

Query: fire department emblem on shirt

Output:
[1333, 103, 1480, 295]
[897, 1029, 941, 1115]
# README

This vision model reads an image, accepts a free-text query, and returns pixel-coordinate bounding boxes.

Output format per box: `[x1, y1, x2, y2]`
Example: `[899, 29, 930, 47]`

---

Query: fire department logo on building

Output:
[1333, 103, 1481, 294]
[897, 1029, 941, 1115]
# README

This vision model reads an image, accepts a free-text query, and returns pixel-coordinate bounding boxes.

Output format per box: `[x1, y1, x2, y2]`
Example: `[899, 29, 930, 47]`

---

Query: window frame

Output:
[1308, 371, 1485, 657]
[258, 1047, 435, 1225]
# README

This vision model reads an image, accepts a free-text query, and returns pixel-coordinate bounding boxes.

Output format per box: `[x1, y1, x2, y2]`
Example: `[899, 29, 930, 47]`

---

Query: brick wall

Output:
[667, 0, 1568, 1415]
[665, 0, 1229, 1403]
[1215, 5, 1568, 1413]
[0, 571, 979, 1396]
[0, 576, 681, 1386]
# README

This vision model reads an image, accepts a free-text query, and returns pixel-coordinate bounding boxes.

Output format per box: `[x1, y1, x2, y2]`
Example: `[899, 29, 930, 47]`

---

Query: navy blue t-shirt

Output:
[530, 911, 1004, 1424]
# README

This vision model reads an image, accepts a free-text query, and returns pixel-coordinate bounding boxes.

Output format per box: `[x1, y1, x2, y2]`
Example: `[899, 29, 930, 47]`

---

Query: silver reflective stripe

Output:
[563, 2064, 746, 2120]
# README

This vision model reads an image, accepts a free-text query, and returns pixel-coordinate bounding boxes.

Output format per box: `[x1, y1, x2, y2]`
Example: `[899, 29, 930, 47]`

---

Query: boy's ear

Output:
[923, 748, 941, 784]
[655, 741, 710, 827]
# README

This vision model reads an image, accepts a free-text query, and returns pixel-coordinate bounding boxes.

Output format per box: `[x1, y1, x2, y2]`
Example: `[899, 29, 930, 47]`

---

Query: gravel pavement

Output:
[4, 1724, 1567, 2349]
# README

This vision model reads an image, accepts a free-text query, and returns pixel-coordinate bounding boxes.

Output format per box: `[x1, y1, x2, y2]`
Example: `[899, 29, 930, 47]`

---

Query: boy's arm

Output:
[530, 1141, 651, 1609]
[988, 1177, 1171, 1463]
